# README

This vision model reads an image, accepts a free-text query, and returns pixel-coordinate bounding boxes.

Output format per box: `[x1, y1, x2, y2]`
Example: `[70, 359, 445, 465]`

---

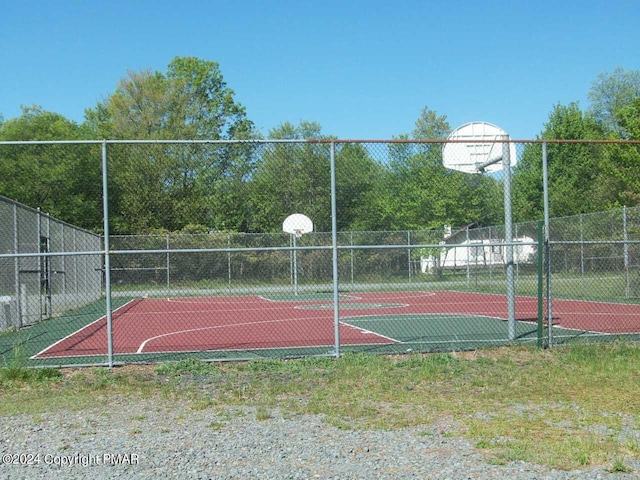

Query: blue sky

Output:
[1, 0, 638, 140]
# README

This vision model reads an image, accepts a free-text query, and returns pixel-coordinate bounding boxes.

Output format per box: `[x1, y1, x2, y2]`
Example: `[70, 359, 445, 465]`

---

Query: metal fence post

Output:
[12, 203, 21, 328]
[330, 141, 340, 357]
[503, 138, 516, 341]
[37, 207, 43, 322]
[624, 206, 630, 298]
[407, 230, 412, 282]
[466, 226, 470, 288]
[350, 232, 354, 286]
[580, 213, 585, 297]
[537, 220, 544, 348]
[542, 142, 552, 348]
[102, 141, 114, 368]
[228, 233, 232, 291]
[166, 234, 170, 291]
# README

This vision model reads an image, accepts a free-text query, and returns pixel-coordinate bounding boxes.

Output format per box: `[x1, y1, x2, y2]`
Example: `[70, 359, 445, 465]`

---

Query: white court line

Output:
[365, 291, 437, 298]
[258, 293, 361, 302]
[122, 303, 304, 316]
[166, 296, 268, 304]
[295, 303, 409, 310]
[340, 312, 508, 322]
[137, 316, 324, 353]
[37, 338, 392, 359]
[338, 321, 399, 343]
[31, 299, 139, 359]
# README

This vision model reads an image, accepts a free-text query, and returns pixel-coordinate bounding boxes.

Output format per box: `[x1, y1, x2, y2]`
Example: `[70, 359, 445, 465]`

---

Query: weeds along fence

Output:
[1, 139, 640, 368]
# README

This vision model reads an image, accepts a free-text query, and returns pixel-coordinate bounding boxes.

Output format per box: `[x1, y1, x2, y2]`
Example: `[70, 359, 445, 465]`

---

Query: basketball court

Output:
[18, 289, 640, 364]
[3, 138, 640, 368]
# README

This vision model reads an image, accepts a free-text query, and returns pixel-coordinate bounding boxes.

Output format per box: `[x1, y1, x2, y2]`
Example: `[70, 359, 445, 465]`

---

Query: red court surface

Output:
[33, 290, 640, 359]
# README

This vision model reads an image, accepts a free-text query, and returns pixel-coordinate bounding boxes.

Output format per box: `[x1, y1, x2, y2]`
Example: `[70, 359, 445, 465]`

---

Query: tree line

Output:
[0, 57, 638, 235]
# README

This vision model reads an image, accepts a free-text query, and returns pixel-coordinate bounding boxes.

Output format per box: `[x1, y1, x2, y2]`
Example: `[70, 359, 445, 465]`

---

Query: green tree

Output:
[248, 121, 331, 232]
[334, 142, 386, 231]
[412, 106, 450, 141]
[86, 57, 254, 140]
[0, 106, 102, 230]
[375, 107, 502, 231]
[84, 57, 257, 233]
[247, 122, 387, 233]
[512, 102, 609, 221]
[616, 97, 640, 140]
[588, 67, 640, 138]
[595, 98, 640, 207]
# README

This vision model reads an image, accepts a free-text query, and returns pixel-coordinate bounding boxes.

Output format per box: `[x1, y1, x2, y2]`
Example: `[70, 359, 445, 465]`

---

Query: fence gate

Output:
[15, 236, 52, 327]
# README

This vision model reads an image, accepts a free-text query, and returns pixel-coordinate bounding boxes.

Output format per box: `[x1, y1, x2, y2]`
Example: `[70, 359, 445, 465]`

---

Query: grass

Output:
[1, 344, 640, 472]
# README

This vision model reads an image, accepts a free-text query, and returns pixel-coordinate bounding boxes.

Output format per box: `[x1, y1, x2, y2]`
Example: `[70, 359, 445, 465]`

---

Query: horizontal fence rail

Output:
[1, 140, 640, 367]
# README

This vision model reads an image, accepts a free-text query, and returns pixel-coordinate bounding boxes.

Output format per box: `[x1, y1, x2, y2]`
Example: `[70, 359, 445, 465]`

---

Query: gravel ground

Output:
[1, 399, 638, 480]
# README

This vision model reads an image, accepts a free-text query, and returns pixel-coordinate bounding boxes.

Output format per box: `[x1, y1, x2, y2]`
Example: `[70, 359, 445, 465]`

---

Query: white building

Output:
[421, 236, 536, 273]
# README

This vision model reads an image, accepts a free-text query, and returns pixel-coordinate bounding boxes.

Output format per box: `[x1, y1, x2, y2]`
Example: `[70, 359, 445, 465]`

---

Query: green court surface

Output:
[2, 293, 634, 368]
[0, 297, 132, 368]
[344, 314, 540, 345]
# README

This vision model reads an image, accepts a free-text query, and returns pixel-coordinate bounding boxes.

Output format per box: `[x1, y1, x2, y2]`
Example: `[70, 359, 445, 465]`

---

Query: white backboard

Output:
[442, 121, 517, 174]
[283, 213, 313, 237]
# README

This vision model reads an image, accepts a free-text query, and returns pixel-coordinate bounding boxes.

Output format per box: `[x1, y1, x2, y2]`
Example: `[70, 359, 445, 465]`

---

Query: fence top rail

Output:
[2, 139, 640, 146]
[550, 240, 640, 245]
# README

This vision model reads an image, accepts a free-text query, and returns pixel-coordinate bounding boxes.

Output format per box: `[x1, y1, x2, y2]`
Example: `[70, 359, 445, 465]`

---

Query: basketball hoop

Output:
[442, 121, 517, 173]
[282, 214, 314, 296]
[282, 214, 313, 237]
[443, 122, 517, 341]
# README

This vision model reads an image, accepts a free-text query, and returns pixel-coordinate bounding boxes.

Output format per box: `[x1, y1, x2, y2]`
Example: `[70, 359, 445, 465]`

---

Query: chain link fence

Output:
[0, 194, 102, 340]
[1, 139, 640, 367]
